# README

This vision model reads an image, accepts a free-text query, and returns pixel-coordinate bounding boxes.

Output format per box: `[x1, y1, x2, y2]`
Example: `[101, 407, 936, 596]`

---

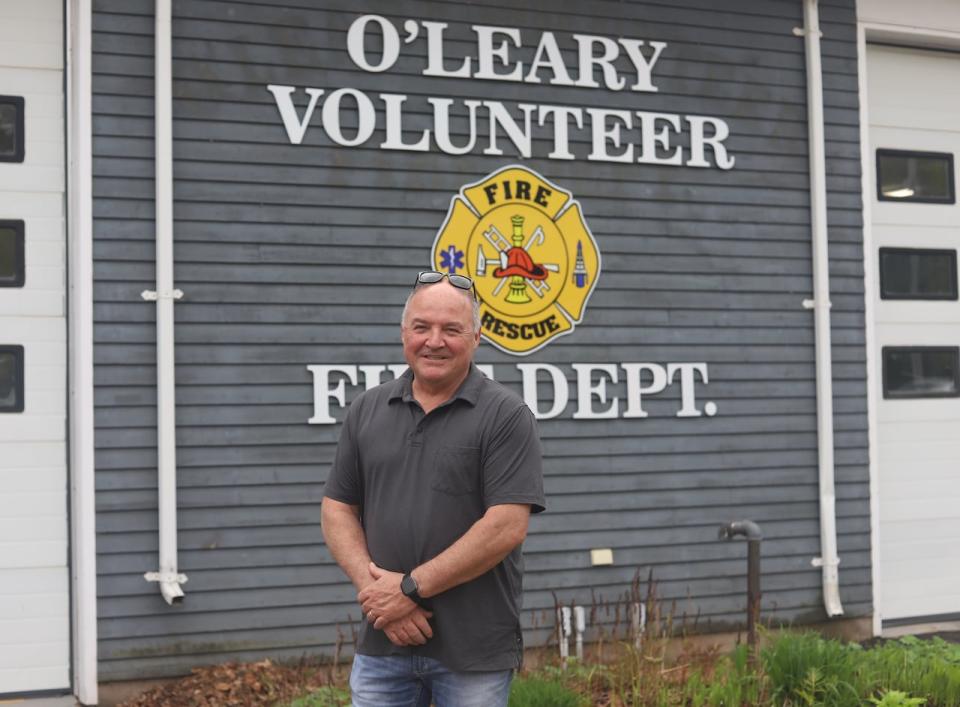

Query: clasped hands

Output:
[358, 562, 433, 647]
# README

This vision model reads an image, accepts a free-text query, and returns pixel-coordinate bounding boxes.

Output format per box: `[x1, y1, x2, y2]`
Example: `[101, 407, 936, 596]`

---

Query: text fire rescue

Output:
[268, 15, 735, 168]
[308, 362, 717, 424]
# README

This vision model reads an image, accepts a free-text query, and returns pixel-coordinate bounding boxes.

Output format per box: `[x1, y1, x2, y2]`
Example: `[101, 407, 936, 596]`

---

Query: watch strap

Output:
[401, 573, 431, 609]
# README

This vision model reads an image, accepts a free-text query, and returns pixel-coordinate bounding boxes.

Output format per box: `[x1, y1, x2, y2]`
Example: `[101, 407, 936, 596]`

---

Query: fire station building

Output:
[1, 0, 959, 702]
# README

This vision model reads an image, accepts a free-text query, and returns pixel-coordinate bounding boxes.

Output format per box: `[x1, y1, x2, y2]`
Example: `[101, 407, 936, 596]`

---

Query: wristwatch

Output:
[401, 573, 430, 609]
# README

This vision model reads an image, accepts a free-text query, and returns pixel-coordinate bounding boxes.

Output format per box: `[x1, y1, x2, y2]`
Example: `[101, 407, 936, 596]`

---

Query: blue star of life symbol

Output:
[440, 245, 465, 274]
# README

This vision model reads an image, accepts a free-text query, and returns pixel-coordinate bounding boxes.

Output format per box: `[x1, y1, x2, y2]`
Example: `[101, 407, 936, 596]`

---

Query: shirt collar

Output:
[388, 364, 484, 406]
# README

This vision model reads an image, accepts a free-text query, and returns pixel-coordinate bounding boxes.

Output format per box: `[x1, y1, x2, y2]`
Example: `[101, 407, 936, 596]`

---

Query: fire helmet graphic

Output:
[431, 165, 601, 355]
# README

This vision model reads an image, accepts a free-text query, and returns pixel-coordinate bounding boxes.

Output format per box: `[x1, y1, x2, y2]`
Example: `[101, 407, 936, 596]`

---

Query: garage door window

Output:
[0, 95, 24, 163]
[0, 220, 25, 287]
[883, 347, 960, 398]
[880, 248, 957, 300]
[877, 149, 955, 203]
[0, 345, 24, 413]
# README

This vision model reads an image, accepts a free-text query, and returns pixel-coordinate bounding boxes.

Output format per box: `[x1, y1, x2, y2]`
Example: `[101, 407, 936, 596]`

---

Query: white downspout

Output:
[797, 0, 844, 617]
[142, 0, 186, 604]
[67, 0, 99, 702]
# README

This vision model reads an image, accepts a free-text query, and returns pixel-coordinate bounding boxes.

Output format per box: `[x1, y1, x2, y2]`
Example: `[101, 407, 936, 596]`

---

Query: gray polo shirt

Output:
[324, 364, 545, 671]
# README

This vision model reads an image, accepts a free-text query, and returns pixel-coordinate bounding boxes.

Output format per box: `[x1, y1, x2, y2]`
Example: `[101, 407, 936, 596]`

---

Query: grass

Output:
[276, 633, 960, 706]
[283, 684, 351, 707]
[508, 675, 590, 707]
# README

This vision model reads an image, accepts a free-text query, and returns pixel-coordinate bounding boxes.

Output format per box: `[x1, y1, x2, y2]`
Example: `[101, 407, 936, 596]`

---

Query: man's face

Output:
[401, 281, 479, 390]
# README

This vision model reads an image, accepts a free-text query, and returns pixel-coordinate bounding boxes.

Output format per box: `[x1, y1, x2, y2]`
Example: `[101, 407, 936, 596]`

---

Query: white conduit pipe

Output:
[797, 0, 844, 617]
[143, 0, 186, 604]
[67, 0, 99, 700]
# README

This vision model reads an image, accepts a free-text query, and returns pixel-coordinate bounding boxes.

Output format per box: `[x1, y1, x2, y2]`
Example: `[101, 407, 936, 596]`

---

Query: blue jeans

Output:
[349, 653, 513, 707]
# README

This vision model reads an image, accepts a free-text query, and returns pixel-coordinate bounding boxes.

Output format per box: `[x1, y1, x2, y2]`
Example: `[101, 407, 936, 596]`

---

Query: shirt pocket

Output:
[431, 444, 482, 496]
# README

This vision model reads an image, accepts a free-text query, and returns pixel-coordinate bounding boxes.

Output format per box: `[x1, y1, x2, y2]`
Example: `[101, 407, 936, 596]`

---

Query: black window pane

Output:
[0, 96, 24, 162]
[0, 346, 24, 412]
[0, 221, 24, 287]
[884, 347, 960, 398]
[880, 248, 957, 300]
[877, 150, 955, 203]
[0, 104, 15, 154]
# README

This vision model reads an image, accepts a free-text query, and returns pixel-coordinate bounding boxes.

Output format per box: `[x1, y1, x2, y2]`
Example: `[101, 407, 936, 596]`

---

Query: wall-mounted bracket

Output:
[141, 288, 184, 301]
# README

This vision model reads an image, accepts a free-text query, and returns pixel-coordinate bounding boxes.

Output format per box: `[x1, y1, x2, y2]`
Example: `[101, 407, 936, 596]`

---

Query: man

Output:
[321, 271, 545, 707]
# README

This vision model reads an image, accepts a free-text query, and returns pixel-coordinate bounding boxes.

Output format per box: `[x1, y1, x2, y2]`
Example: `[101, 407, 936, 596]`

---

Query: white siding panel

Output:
[0, 0, 69, 694]
[868, 43, 960, 623]
[859, 0, 960, 35]
[0, 491, 67, 519]
[0, 291, 64, 317]
[0, 666, 69, 696]
[0, 464, 65, 492]
[0, 591, 69, 620]
[0, 192, 64, 216]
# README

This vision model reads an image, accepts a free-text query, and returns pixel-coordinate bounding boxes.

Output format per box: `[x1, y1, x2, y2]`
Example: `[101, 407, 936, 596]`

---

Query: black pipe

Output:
[719, 520, 762, 654]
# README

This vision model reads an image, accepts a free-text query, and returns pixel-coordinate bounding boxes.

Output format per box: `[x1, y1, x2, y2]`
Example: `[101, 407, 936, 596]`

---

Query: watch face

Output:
[401, 574, 418, 596]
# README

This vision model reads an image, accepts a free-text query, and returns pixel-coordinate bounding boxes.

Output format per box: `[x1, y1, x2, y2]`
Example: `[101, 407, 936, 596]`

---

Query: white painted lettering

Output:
[587, 108, 633, 163]
[621, 363, 668, 418]
[574, 34, 626, 90]
[667, 362, 708, 417]
[524, 32, 574, 86]
[347, 15, 400, 73]
[572, 363, 619, 419]
[686, 115, 735, 169]
[321, 88, 376, 147]
[538, 105, 583, 160]
[517, 363, 569, 419]
[618, 40, 667, 92]
[305, 361, 713, 423]
[307, 365, 358, 424]
[358, 364, 387, 390]
[636, 111, 682, 166]
[484, 101, 535, 157]
[422, 21, 472, 78]
[380, 93, 430, 151]
[430, 98, 481, 155]
[267, 85, 323, 145]
[473, 26, 523, 81]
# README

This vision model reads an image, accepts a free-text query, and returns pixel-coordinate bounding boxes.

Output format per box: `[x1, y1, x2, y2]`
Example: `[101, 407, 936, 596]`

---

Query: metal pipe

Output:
[573, 605, 585, 661]
[797, 0, 844, 619]
[67, 0, 99, 700]
[557, 606, 571, 665]
[143, 0, 186, 605]
[719, 521, 763, 652]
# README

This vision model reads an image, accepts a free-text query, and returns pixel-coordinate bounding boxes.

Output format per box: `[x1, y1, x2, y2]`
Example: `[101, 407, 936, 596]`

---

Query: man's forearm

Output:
[321, 497, 373, 591]
[413, 503, 529, 598]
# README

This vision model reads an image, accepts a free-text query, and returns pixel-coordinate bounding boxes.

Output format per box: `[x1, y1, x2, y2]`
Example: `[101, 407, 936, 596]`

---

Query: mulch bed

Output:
[117, 659, 343, 707]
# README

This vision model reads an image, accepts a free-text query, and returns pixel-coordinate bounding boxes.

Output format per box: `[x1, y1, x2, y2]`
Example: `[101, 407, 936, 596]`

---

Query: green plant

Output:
[762, 632, 862, 707]
[862, 637, 960, 706]
[283, 685, 351, 707]
[869, 690, 927, 706]
[508, 675, 589, 707]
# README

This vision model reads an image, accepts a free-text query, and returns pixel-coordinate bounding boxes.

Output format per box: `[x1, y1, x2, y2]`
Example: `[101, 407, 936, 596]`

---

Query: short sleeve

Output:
[481, 403, 546, 513]
[323, 401, 363, 507]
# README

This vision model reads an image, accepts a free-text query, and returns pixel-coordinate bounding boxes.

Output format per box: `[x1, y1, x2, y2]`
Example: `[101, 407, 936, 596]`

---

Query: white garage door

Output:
[0, 0, 70, 695]
[868, 44, 960, 624]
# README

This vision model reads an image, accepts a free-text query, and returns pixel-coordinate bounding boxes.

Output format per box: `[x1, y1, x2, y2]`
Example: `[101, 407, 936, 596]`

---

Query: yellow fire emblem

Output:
[432, 165, 601, 355]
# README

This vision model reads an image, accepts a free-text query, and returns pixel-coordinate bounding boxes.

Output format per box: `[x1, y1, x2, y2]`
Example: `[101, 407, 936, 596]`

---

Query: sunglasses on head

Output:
[414, 271, 477, 299]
